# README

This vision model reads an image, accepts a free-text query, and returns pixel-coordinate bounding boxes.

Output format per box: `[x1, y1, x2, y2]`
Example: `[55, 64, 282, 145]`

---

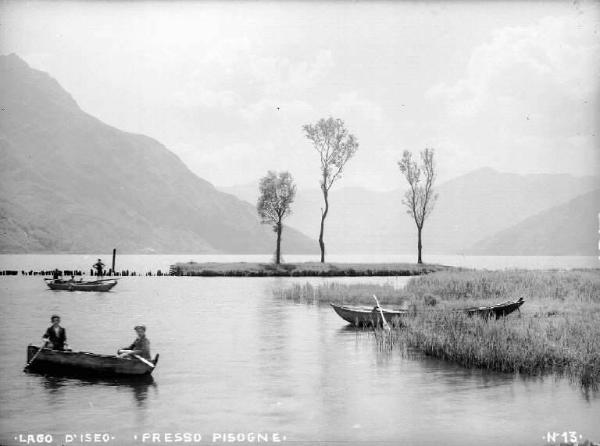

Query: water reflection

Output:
[129, 378, 157, 408]
[41, 375, 68, 394]
[337, 325, 372, 333]
[580, 386, 600, 403]
[35, 373, 157, 408]
[2, 276, 598, 446]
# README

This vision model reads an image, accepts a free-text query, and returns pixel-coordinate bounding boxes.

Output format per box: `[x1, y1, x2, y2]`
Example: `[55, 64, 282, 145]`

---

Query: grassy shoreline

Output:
[277, 269, 600, 388]
[169, 261, 451, 277]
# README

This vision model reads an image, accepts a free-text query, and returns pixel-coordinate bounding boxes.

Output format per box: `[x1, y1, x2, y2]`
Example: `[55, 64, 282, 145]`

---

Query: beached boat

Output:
[331, 297, 525, 326]
[330, 303, 406, 327]
[25, 346, 158, 377]
[465, 297, 525, 319]
[45, 279, 118, 292]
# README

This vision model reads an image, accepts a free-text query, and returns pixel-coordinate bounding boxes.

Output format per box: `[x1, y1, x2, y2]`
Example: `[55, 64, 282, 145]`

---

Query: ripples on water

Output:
[0, 258, 599, 445]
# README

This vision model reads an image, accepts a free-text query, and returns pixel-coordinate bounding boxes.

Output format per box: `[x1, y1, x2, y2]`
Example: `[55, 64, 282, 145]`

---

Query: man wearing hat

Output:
[118, 325, 151, 360]
[42, 315, 69, 351]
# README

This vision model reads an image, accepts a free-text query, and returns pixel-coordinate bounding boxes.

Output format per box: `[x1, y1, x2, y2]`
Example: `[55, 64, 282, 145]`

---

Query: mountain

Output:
[222, 168, 598, 255]
[0, 54, 316, 254]
[467, 189, 599, 255]
[424, 168, 598, 254]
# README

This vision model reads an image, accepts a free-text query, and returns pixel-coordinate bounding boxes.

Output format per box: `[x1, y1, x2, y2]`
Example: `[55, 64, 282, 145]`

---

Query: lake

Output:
[0, 253, 598, 273]
[0, 255, 599, 445]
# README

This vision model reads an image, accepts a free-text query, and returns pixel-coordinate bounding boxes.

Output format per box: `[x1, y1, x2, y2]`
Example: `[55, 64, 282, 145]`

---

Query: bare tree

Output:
[303, 117, 359, 263]
[257, 171, 296, 265]
[397, 148, 438, 264]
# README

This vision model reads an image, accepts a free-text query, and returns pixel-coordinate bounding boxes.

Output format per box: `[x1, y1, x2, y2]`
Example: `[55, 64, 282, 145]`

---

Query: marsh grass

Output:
[389, 310, 600, 388]
[275, 282, 408, 306]
[276, 269, 600, 388]
[170, 261, 449, 277]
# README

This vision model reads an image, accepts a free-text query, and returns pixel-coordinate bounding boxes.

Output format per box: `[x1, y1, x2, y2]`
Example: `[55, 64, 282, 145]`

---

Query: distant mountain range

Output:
[468, 189, 599, 255]
[1, 54, 597, 256]
[0, 54, 316, 254]
[222, 168, 599, 256]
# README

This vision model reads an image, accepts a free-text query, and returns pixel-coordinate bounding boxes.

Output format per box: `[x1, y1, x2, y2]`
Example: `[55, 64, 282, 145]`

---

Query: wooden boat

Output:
[26, 345, 158, 377]
[45, 278, 118, 292]
[330, 303, 406, 327]
[465, 297, 525, 319]
[331, 297, 525, 326]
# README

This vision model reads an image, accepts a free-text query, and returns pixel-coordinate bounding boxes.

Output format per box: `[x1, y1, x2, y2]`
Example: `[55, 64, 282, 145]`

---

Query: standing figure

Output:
[42, 315, 69, 351]
[93, 259, 105, 277]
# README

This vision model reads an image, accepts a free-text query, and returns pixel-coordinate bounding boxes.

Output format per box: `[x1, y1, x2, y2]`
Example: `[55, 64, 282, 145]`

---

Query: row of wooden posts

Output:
[0, 249, 169, 277]
[0, 269, 168, 276]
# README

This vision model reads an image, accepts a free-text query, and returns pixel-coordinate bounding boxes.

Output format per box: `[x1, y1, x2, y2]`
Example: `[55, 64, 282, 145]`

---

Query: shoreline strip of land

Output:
[169, 261, 453, 277]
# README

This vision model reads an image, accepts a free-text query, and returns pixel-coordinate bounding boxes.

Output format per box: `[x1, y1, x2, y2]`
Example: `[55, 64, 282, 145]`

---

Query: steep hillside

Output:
[0, 54, 316, 254]
[467, 190, 599, 255]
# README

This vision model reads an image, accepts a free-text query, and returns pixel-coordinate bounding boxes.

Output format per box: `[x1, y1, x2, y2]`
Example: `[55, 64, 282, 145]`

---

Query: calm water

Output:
[0, 253, 598, 273]
[0, 256, 599, 446]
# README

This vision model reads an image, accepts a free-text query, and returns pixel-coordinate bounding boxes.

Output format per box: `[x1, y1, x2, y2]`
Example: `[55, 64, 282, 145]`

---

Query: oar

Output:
[133, 354, 155, 369]
[373, 294, 391, 331]
[24, 342, 48, 371]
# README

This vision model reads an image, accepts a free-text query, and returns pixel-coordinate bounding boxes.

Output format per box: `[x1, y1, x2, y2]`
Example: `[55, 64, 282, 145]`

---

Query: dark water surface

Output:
[1, 276, 598, 446]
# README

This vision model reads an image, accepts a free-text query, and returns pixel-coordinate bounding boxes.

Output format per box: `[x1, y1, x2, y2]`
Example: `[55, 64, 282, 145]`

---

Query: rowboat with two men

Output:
[25, 345, 158, 377]
[44, 278, 118, 292]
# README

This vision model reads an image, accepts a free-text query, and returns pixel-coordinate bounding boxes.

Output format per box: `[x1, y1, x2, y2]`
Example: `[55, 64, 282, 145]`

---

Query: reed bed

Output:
[388, 310, 600, 389]
[276, 269, 600, 388]
[275, 282, 408, 306]
[170, 261, 449, 277]
[403, 269, 600, 304]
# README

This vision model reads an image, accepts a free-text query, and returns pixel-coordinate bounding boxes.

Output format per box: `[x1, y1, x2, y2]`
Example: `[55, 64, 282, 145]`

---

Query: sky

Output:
[1, 0, 599, 191]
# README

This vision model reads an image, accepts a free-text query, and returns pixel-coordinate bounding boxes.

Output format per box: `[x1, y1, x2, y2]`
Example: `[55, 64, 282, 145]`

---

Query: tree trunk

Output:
[275, 221, 282, 265]
[319, 188, 329, 263]
[417, 226, 423, 264]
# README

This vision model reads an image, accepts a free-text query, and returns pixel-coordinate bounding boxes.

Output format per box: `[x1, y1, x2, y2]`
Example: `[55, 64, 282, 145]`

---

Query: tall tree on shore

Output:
[257, 171, 297, 265]
[303, 117, 359, 263]
[397, 148, 438, 264]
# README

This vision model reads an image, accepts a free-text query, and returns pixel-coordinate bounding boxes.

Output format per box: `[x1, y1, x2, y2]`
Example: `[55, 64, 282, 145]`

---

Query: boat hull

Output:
[465, 297, 524, 319]
[331, 298, 525, 326]
[330, 303, 406, 327]
[26, 346, 157, 377]
[46, 280, 117, 292]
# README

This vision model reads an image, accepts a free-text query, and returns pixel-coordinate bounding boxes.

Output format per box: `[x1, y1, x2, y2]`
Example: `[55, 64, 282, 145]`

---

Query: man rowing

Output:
[42, 315, 69, 351]
[118, 325, 151, 360]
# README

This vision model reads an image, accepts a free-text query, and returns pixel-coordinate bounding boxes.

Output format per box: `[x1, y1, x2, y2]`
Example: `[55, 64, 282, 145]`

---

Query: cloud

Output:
[6, 1, 597, 188]
[173, 88, 242, 110]
[248, 49, 334, 96]
[171, 47, 332, 125]
[428, 15, 599, 119]
[331, 92, 384, 126]
[424, 14, 600, 176]
[240, 99, 314, 124]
